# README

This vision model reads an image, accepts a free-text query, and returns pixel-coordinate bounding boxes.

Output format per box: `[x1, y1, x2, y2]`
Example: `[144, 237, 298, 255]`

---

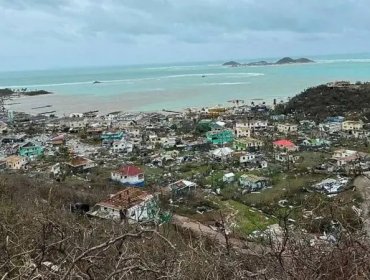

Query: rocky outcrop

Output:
[222, 61, 241, 67]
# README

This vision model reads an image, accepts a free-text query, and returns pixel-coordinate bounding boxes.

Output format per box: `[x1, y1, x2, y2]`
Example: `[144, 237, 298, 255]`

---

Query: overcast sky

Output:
[1, 0, 370, 70]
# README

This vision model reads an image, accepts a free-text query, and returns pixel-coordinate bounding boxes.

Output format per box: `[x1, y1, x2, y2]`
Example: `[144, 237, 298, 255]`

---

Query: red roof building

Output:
[50, 134, 66, 146]
[112, 165, 145, 187]
[116, 165, 143, 176]
[273, 139, 299, 151]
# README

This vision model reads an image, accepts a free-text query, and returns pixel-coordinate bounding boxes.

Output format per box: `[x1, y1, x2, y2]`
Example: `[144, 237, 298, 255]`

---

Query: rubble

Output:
[1, 98, 369, 242]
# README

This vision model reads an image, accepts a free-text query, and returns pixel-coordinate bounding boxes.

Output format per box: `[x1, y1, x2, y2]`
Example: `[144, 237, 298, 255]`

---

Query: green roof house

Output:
[206, 129, 234, 145]
[19, 142, 44, 158]
[101, 131, 124, 141]
[197, 119, 224, 133]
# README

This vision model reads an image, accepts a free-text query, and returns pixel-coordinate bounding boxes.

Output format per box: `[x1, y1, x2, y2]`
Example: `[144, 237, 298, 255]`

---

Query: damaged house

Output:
[312, 177, 349, 195]
[111, 139, 134, 154]
[49, 134, 66, 147]
[5, 155, 28, 170]
[18, 142, 44, 158]
[233, 138, 264, 152]
[101, 131, 125, 148]
[331, 149, 363, 167]
[66, 156, 96, 174]
[166, 180, 197, 200]
[87, 188, 158, 222]
[206, 129, 234, 145]
[239, 174, 270, 192]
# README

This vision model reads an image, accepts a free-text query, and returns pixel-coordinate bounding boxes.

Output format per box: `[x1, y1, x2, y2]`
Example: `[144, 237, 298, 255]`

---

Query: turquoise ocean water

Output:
[2, 53, 370, 114]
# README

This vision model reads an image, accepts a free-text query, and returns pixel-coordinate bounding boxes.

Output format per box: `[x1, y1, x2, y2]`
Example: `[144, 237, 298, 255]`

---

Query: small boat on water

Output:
[93, 81, 102, 84]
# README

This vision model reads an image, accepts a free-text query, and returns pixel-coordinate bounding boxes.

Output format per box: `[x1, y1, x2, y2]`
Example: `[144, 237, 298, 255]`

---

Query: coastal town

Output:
[1, 80, 369, 247]
[3, 0, 370, 277]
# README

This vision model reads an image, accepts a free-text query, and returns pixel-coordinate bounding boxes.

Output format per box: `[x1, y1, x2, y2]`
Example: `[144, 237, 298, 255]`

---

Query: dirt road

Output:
[353, 175, 370, 235]
[172, 214, 266, 254]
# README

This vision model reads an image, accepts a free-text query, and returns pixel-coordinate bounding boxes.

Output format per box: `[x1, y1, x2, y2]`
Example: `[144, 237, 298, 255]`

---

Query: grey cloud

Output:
[1, 0, 370, 70]
[1, 0, 370, 42]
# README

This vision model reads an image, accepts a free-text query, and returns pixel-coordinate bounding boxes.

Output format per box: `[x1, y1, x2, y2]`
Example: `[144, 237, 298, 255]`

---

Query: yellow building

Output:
[342, 120, 364, 131]
[207, 106, 226, 117]
[5, 155, 28, 170]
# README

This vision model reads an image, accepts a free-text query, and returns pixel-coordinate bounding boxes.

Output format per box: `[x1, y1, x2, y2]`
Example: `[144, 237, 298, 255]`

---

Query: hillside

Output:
[280, 82, 370, 121]
[1, 173, 369, 279]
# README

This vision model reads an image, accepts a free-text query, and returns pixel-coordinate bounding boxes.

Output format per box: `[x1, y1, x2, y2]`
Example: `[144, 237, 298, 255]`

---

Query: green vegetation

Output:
[296, 151, 330, 169]
[241, 173, 326, 212]
[222, 199, 276, 236]
[277, 83, 370, 121]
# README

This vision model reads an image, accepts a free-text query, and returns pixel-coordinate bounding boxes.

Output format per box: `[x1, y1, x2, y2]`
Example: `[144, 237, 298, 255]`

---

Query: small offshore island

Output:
[223, 56, 315, 67]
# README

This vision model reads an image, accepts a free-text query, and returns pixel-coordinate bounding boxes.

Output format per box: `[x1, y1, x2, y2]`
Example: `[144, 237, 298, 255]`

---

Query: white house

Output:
[160, 137, 177, 148]
[69, 113, 83, 118]
[69, 118, 87, 130]
[111, 165, 145, 187]
[277, 123, 298, 134]
[223, 173, 235, 183]
[235, 120, 267, 136]
[211, 147, 234, 159]
[126, 127, 141, 138]
[259, 160, 268, 169]
[112, 140, 134, 153]
[87, 188, 157, 222]
[148, 133, 159, 144]
[319, 122, 342, 133]
[275, 152, 300, 163]
[239, 175, 270, 192]
[234, 125, 251, 138]
[50, 163, 61, 177]
[239, 153, 256, 164]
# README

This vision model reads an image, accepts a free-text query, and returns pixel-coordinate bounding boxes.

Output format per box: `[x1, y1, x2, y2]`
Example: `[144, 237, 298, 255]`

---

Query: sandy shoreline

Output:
[6, 91, 282, 116]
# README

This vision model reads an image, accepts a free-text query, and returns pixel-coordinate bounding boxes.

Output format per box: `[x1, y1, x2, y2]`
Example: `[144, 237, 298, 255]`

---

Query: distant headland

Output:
[0, 88, 53, 97]
[223, 57, 315, 67]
